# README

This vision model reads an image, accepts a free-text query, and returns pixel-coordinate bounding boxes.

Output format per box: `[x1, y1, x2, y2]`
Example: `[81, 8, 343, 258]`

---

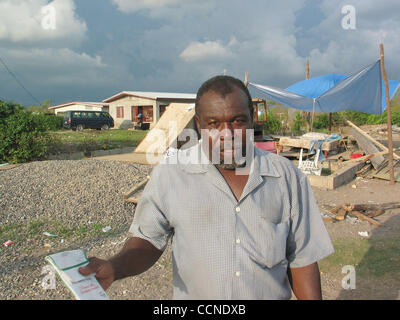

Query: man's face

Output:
[195, 86, 254, 170]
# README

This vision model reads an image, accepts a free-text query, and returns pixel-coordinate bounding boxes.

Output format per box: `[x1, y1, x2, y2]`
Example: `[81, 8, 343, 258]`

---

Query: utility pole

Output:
[380, 43, 395, 185]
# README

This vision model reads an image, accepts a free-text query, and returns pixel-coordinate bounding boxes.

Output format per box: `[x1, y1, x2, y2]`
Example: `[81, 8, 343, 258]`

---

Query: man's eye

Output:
[209, 121, 218, 126]
[233, 119, 245, 125]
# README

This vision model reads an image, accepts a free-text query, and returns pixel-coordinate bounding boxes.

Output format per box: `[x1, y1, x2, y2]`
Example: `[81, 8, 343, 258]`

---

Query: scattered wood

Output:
[343, 202, 400, 212]
[364, 209, 385, 218]
[324, 201, 400, 226]
[355, 163, 373, 177]
[323, 217, 336, 223]
[334, 208, 348, 221]
[348, 211, 382, 227]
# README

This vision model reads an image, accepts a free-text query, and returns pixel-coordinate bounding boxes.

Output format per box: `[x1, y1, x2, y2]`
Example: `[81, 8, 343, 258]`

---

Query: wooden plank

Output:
[134, 103, 195, 155]
[350, 128, 385, 169]
[0, 164, 21, 171]
[349, 211, 381, 227]
[125, 197, 141, 205]
[122, 176, 150, 199]
[278, 137, 338, 151]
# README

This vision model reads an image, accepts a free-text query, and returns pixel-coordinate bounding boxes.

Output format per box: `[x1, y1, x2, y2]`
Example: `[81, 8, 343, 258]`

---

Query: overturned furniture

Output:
[298, 148, 322, 176]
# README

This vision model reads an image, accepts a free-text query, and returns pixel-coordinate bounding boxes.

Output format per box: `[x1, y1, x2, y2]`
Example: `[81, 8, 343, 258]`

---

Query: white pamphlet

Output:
[45, 249, 109, 300]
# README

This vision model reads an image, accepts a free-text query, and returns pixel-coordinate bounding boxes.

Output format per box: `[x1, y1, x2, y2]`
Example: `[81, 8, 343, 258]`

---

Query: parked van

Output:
[63, 111, 114, 131]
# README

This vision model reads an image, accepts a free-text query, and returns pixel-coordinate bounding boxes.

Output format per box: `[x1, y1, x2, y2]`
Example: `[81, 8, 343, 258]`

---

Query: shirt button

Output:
[235, 271, 241, 277]
[235, 207, 241, 213]
[236, 239, 241, 244]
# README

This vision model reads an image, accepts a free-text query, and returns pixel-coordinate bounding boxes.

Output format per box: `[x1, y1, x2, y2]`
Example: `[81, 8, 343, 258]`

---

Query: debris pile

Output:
[321, 201, 400, 226]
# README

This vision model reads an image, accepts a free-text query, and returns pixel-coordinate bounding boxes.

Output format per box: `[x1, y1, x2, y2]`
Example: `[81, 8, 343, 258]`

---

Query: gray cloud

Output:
[1, 0, 399, 106]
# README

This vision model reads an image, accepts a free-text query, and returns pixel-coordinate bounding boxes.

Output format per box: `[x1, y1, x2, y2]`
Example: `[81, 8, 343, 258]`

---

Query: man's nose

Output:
[219, 122, 233, 139]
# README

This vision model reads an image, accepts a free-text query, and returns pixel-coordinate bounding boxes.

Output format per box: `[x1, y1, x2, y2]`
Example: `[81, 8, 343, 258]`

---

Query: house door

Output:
[131, 106, 138, 122]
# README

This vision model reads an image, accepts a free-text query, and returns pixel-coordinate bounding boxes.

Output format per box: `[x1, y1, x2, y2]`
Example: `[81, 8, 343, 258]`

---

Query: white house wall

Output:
[54, 104, 103, 115]
[109, 96, 157, 129]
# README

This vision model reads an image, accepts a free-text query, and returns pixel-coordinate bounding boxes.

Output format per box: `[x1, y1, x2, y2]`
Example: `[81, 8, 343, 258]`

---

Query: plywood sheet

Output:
[134, 103, 195, 155]
[350, 128, 385, 170]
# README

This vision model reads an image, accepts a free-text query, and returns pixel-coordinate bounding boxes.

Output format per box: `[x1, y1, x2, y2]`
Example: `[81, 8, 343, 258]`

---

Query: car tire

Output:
[76, 124, 84, 132]
[101, 124, 110, 131]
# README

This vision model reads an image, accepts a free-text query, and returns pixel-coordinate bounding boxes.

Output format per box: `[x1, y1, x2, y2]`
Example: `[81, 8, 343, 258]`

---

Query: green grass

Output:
[47, 129, 149, 154]
[319, 237, 400, 281]
[51, 129, 148, 145]
[0, 219, 121, 243]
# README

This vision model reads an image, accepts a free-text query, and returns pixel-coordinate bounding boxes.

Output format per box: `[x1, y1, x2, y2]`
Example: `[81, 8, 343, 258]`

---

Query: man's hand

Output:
[78, 237, 163, 291]
[79, 257, 115, 291]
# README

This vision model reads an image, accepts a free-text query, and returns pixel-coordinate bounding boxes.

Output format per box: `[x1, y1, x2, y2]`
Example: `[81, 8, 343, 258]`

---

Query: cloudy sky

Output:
[0, 0, 399, 106]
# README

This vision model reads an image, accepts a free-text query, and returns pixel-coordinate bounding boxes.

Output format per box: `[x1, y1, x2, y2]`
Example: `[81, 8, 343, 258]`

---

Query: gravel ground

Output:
[0, 160, 173, 300]
[1, 159, 399, 300]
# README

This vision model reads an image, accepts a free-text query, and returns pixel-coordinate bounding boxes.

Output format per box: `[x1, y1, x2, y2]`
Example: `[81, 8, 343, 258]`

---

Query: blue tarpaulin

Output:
[250, 60, 400, 115]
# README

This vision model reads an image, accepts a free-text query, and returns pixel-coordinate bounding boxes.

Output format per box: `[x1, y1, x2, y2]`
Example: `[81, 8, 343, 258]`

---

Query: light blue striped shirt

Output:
[129, 143, 334, 299]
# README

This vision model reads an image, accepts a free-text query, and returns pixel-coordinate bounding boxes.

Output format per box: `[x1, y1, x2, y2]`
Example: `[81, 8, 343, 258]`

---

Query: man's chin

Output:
[215, 159, 247, 170]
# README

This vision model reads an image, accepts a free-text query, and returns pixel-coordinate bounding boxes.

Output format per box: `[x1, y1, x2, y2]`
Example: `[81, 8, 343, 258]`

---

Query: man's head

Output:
[195, 75, 253, 121]
[195, 75, 254, 170]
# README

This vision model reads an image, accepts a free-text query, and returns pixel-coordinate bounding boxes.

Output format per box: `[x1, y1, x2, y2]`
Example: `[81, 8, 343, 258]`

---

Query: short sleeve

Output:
[129, 165, 173, 251]
[286, 173, 334, 268]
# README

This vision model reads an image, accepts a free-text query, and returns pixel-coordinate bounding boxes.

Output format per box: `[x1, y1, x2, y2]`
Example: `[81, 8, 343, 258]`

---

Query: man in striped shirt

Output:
[80, 75, 334, 300]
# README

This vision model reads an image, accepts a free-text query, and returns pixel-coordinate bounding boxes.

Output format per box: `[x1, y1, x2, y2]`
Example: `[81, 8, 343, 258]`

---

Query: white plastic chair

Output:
[298, 148, 322, 176]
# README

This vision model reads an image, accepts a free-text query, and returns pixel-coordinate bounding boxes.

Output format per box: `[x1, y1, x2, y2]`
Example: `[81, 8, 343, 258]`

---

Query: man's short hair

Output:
[195, 75, 254, 120]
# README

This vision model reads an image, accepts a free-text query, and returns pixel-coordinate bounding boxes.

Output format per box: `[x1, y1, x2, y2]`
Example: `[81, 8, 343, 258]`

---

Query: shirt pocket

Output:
[248, 218, 290, 269]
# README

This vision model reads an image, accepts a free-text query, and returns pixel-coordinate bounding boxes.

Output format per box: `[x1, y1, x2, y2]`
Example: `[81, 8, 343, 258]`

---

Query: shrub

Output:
[35, 113, 64, 131]
[291, 112, 304, 135]
[340, 110, 371, 126]
[0, 100, 50, 164]
[262, 111, 282, 134]
[313, 114, 330, 129]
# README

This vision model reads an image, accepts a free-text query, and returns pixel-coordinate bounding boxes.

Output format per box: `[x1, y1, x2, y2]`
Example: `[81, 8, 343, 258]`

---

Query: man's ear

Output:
[195, 115, 201, 131]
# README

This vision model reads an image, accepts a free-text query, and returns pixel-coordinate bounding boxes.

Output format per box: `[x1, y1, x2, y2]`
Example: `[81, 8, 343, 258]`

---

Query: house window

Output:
[116, 106, 124, 118]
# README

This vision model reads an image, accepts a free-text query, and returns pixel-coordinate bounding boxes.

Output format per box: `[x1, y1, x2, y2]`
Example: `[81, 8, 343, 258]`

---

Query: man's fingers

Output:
[78, 257, 100, 276]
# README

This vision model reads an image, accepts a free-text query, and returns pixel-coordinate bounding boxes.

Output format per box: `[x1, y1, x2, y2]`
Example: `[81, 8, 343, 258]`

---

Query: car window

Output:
[87, 112, 95, 118]
[81, 112, 88, 118]
[94, 112, 101, 118]
[73, 112, 81, 118]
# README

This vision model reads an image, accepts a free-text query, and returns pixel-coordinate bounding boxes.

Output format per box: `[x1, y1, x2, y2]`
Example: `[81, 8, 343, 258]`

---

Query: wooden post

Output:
[380, 43, 395, 185]
[306, 60, 310, 80]
[244, 72, 249, 88]
[303, 60, 311, 132]
[264, 101, 267, 121]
